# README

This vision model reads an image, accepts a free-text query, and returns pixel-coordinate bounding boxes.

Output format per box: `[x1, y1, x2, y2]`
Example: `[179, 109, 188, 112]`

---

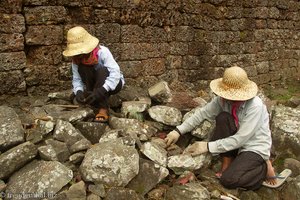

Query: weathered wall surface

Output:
[0, 0, 299, 95]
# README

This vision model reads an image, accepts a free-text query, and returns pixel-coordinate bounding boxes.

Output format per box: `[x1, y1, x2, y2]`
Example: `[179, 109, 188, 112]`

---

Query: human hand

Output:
[85, 87, 107, 104]
[164, 130, 180, 146]
[183, 141, 208, 156]
[75, 90, 85, 104]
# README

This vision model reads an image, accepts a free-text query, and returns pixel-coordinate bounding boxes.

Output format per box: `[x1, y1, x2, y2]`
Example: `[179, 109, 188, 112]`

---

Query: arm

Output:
[100, 47, 121, 92]
[71, 63, 84, 94]
[208, 103, 263, 153]
[177, 96, 222, 134]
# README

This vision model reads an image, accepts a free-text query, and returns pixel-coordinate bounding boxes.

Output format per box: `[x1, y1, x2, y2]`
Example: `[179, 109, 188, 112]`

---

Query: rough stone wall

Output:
[0, 0, 299, 95]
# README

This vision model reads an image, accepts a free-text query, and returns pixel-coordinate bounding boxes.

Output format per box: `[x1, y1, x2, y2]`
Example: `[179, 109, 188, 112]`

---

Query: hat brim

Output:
[210, 78, 258, 101]
[63, 37, 99, 57]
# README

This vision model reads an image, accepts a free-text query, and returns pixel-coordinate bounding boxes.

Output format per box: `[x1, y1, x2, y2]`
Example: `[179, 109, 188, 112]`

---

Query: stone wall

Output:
[0, 0, 299, 95]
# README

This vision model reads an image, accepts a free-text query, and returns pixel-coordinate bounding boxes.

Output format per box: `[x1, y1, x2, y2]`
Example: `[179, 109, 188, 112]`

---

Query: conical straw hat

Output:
[63, 26, 99, 57]
[210, 66, 258, 101]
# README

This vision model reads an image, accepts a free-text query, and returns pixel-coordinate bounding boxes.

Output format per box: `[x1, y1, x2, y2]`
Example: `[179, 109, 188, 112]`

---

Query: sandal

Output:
[94, 108, 109, 123]
[262, 169, 292, 188]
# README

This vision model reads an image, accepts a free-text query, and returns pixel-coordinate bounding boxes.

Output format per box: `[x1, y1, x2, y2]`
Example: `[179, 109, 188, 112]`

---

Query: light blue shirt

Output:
[177, 96, 272, 160]
[72, 45, 125, 94]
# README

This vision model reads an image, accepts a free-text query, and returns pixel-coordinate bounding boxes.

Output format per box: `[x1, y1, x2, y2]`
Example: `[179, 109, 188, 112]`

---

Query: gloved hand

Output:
[85, 87, 107, 104]
[164, 130, 180, 146]
[183, 141, 209, 156]
[75, 90, 85, 104]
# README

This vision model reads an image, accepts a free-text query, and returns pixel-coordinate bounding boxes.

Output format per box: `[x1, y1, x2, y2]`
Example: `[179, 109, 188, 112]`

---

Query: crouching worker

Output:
[165, 66, 277, 190]
[63, 26, 125, 122]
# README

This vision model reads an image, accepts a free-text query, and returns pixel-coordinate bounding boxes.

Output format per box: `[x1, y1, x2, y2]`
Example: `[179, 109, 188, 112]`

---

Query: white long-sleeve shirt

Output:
[72, 45, 125, 94]
[176, 96, 272, 160]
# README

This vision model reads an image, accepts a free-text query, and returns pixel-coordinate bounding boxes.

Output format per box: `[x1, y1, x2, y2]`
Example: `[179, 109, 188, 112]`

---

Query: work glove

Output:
[75, 90, 85, 104]
[183, 141, 208, 156]
[164, 130, 180, 146]
[85, 87, 107, 104]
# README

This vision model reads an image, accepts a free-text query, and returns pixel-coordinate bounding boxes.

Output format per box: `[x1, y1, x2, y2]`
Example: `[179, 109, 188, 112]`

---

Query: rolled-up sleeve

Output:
[208, 103, 262, 153]
[177, 97, 222, 134]
[71, 63, 84, 94]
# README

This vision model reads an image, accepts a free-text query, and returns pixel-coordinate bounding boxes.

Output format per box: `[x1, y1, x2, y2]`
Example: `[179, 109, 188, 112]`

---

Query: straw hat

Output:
[63, 26, 99, 57]
[210, 66, 258, 101]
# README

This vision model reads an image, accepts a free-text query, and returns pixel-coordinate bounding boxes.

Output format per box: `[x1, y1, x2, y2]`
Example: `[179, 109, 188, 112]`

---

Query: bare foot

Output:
[265, 160, 277, 185]
[216, 157, 234, 178]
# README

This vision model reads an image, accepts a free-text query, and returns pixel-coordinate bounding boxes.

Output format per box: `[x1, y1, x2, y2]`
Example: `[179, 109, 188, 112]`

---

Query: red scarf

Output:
[73, 47, 99, 65]
[231, 101, 244, 128]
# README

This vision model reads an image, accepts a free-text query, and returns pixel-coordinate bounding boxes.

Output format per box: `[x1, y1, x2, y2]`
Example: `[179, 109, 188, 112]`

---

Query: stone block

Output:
[166, 56, 182, 69]
[24, 0, 56, 5]
[66, 7, 95, 24]
[148, 81, 172, 104]
[24, 6, 67, 25]
[118, 61, 143, 78]
[0, 33, 24, 52]
[120, 43, 170, 60]
[121, 25, 145, 43]
[256, 61, 270, 74]
[174, 26, 194, 42]
[0, 0, 22, 13]
[0, 14, 25, 33]
[142, 58, 166, 76]
[94, 8, 120, 23]
[169, 42, 189, 56]
[27, 45, 62, 65]
[144, 27, 168, 42]
[0, 142, 37, 179]
[0, 52, 26, 72]
[0, 106, 25, 151]
[24, 65, 60, 86]
[0, 70, 26, 94]
[25, 25, 63, 45]
[94, 23, 121, 43]
[182, 56, 202, 70]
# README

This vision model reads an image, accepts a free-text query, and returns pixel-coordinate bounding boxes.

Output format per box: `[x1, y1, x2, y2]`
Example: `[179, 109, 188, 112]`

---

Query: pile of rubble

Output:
[0, 81, 299, 200]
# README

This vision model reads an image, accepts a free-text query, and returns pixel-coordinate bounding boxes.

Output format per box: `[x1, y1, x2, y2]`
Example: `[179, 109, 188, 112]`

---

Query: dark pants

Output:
[78, 64, 122, 109]
[210, 112, 267, 190]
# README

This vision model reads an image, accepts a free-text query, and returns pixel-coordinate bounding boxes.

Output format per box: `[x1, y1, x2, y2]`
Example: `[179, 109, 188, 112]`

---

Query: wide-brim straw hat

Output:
[63, 26, 99, 57]
[210, 66, 258, 101]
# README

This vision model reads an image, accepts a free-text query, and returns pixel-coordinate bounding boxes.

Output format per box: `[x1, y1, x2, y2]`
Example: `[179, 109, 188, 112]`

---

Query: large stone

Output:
[0, 142, 37, 179]
[80, 141, 139, 187]
[6, 160, 73, 198]
[43, 105, 94, 122]
[148, 81, 172, 104]
[0, 52, 26, 72]
[0, 106, 25, 151]
[0, 33, 24, 52]
[165, 182, 210, 200]
[24, 65, 60, 86]
[121, 100, 150, 120]
[167, 154, 208, 175]
[53, 119, 91, 150]
[109, 116, 156, 139]
[105, 187, 144, 200]
[0, 71, 26, 94]
[140, 142, 168, 167]
[271, 105, 300, 159]
[75, 121, 108, 144]
[25, 25, 63, 45]
[281, 175, 300, 200]
[0, 0, 22, 13]
[24, 6, 67, 25]
[27, 45, 62, 65]
[148, 105, 182, 126]
[66, 181, 86, 200]
[127, 158, 169, 196]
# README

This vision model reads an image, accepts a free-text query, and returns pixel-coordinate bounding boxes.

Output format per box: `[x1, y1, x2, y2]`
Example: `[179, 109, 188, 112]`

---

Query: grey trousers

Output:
[210, 112, 267, 190]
